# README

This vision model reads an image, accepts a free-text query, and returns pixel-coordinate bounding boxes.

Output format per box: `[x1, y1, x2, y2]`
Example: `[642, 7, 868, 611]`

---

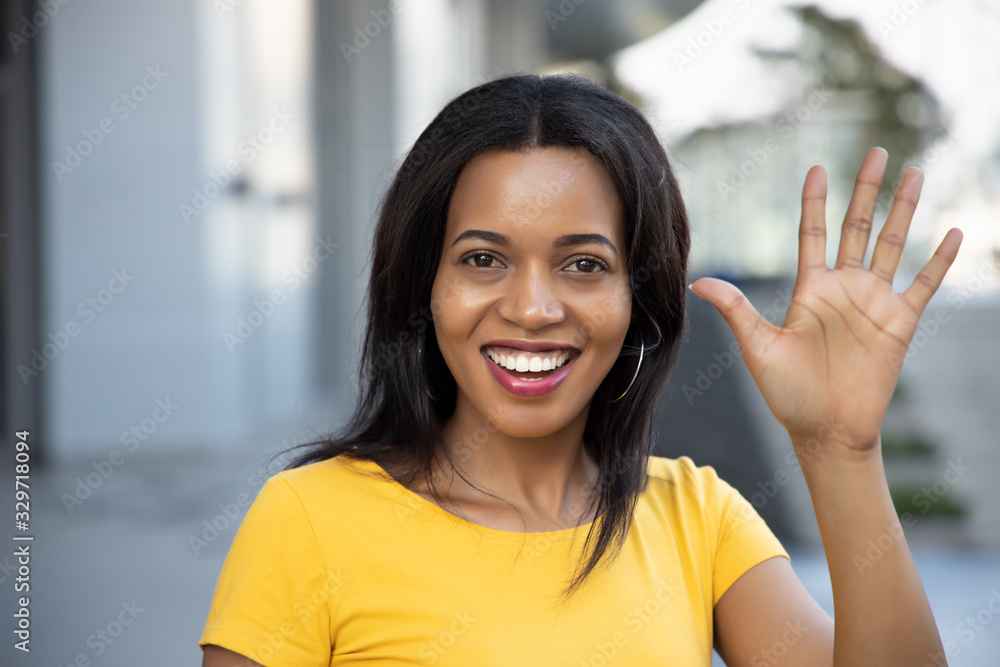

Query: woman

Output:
[200, 73, 961, 665]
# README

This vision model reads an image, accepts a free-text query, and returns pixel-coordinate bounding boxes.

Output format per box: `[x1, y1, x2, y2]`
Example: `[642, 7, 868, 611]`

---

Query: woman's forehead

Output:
[445, 147, 624, 246]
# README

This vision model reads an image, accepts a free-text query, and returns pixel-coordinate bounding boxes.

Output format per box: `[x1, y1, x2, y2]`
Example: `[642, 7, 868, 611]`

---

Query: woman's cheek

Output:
[591, 294, 631, 338]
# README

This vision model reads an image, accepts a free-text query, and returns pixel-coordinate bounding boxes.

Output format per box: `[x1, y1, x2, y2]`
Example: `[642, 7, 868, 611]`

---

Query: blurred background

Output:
[1, 0, 998, 664]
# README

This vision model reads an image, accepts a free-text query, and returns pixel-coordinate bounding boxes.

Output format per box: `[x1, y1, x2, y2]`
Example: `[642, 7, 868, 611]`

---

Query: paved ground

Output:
[0, 452, 997, 667]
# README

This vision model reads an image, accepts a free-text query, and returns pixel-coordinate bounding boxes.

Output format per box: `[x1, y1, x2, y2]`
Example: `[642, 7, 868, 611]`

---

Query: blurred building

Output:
[614, 0, 1000, 282]
[2, 3, 999, 665]
[614, 0, 1000, 547]
[2, 0, 996, 543]
[3, 0, 548, 465]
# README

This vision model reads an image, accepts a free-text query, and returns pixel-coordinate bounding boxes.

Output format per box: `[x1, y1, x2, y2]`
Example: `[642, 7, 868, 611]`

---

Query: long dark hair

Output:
[283, 73, 690, 600]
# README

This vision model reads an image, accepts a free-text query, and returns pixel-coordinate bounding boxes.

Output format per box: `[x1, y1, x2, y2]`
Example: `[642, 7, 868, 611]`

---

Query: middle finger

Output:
[834, 147, 888, 270]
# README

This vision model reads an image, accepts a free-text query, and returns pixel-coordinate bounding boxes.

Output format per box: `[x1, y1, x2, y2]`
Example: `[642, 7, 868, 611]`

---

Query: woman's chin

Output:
[458, 398, 591, 441]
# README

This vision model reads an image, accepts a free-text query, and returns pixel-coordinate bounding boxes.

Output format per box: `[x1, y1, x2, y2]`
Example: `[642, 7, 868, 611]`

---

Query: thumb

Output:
[688, 277, 771, 355]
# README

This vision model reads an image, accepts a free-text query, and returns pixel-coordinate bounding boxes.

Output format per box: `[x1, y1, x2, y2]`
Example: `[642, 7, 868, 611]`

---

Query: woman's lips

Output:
[482, 349, 577, 398]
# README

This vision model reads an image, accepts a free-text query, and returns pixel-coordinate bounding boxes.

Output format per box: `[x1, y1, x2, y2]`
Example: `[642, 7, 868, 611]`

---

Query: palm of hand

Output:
[691, 148, 963, 453]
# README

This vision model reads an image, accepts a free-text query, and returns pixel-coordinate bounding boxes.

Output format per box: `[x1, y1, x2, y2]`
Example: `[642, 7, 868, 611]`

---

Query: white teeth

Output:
[486, 347, 573, 375]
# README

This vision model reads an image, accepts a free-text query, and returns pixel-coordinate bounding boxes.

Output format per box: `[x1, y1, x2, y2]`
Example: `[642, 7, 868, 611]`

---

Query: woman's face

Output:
[431, 146, 632, 439]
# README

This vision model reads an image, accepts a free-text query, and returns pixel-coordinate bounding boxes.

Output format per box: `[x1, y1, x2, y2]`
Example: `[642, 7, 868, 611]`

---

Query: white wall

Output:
[37, 0, 544, 464]
[39, 0, 317, 463]
[41, 0, 206, 462]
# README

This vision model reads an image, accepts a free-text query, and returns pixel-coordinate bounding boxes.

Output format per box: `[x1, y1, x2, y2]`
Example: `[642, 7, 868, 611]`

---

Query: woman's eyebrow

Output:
[450, 230, 618, 256]
[450, 229, 509, 247]
[553, 233, 618, 256]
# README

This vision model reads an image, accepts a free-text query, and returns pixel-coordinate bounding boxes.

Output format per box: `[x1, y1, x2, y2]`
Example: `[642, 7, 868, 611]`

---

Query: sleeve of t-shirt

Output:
[707, 467, 790, 606]
[199, 474, 333, 667]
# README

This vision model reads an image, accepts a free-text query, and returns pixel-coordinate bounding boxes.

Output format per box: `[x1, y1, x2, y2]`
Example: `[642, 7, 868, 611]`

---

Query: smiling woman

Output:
[199, 74, 960, 666]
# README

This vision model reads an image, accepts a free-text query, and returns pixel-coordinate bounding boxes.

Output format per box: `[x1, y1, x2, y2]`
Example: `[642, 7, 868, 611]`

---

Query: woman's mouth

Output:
[481, 344, 579, 397]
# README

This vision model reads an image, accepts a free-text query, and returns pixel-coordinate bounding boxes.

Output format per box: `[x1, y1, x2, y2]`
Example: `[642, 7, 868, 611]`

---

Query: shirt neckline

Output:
[353, 457, 603, 543]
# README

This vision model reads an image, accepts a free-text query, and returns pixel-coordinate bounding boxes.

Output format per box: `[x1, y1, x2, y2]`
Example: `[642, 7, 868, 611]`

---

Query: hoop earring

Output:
[605, 339, 644, 403]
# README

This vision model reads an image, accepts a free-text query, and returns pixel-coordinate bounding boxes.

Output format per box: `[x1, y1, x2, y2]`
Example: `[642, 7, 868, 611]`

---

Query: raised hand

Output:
[689, 147, 963, 455]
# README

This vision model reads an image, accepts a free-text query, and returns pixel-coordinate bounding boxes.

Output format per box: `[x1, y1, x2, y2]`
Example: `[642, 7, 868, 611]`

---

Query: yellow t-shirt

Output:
[199, 454, 788, 666]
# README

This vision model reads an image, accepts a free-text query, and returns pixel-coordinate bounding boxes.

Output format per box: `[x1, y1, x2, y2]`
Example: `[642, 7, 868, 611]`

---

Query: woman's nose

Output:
[496, 266, 566, 330]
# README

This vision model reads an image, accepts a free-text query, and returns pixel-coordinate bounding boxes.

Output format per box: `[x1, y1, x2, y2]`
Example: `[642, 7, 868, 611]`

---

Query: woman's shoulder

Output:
[646, 454, 726, 487]
[642, 454, 742, 518]
[240, 454, 410, 548]
[257, 454, 395, 506]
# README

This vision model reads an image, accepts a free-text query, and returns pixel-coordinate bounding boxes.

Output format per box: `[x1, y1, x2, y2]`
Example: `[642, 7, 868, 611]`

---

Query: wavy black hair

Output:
[283, 73, 690, 601]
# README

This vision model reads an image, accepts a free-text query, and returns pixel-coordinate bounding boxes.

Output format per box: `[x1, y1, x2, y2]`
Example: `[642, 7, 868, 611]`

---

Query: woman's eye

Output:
[463, 253, 502, 269]
[566, 258, 606, 274]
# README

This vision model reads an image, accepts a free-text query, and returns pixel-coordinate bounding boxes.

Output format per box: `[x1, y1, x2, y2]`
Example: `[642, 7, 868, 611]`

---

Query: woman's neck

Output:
[429, 400, 601, 529]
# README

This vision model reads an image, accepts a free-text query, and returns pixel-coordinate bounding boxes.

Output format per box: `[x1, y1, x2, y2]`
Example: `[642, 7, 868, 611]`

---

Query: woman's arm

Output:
[694, 147, 961, 666]
[714, 556, 834, 666]
[713, 438, 944, 666]
[202, 644, 266, 667]
[796, 433, 942, 664]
